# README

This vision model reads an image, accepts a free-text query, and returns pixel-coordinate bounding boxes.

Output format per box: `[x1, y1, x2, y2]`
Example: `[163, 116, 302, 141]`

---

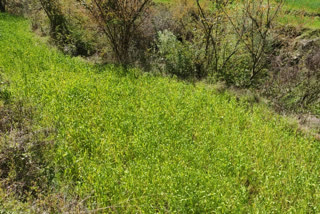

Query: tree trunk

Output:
[39, 0, 70, 42]
[0, 0, 5, 12]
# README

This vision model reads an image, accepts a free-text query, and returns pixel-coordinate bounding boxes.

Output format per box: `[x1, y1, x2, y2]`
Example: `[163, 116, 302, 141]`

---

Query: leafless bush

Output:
[0, 101, 54, 200]
[196, 0, 242, 77]
[77, 0, 152, 65]
[227, 0, 284, 84]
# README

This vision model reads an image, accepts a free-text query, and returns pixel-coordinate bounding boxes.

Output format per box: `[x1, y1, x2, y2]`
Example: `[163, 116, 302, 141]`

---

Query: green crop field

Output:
[280, 0, 320, 29]
[1, 13, 320, 212]
[285, 0, 320, 13]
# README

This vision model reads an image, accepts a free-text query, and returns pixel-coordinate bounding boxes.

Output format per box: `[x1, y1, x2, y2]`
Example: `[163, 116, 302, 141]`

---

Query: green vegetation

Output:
[1, 13, 320, 212]
[278, 13, 320, 30]
[285, 0, 320, 13]
[278, 0, 320, 29]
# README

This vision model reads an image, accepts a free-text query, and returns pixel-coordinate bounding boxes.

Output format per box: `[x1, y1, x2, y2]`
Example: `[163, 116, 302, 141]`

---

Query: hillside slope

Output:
[0, 13, 320, 213]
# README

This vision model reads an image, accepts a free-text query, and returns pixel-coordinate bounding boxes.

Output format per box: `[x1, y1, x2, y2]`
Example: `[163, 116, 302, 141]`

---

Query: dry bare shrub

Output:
[77, 0, 153, 65]
[0, 101, 54, 200]
[262, 32, 320, 115]
[170, 0, 199, 40]
[4, 0, 32, 16]
[226, 0, 284, 85]
[196, 0, 242, 78]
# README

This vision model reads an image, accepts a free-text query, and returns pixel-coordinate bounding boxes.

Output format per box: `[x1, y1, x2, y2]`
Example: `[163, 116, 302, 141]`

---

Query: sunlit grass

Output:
[281, 0, 320, 29]
[278, 13, 320, 30]
[285, 0, 320, 13]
